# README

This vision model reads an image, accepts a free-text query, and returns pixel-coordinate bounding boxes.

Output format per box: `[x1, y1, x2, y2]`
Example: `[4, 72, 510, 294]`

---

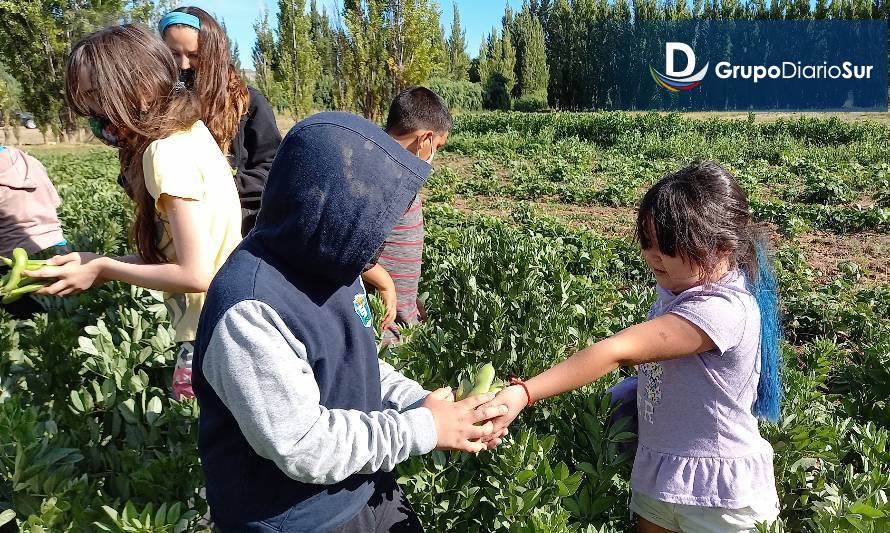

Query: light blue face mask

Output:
[0, 146, 7, 152]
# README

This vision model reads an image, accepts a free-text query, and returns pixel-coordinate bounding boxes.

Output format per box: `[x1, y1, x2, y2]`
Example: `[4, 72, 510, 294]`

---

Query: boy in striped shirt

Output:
[362, 87, 451, 344]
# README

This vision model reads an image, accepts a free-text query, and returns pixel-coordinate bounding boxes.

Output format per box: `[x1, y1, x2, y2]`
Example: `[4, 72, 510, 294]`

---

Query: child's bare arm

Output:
[361, 264, 397, 329]
[30, 195, 215, 295]
[524, 314, 716, 402]
[486, 314, 717, 432]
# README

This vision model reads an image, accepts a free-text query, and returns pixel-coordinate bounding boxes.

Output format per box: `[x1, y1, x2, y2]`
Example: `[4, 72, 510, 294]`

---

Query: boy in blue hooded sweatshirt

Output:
[191, 112, 506, 532]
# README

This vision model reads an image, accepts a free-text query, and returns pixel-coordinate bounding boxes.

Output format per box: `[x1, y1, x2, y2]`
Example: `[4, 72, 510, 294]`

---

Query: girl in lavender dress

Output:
[488, 160, 782, 532]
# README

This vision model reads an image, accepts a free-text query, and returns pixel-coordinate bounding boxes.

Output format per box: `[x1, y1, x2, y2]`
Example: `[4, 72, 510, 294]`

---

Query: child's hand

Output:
[482, 385, 528, 438]
[427, 386, 455, 402]
[423, 391, 508, 453]
[426, 387, 509, 449]
[425, 388, 507, 450]
[28, 252, 106, 296]
[480, 426, 509, 450]
[377, 283, 397, 330]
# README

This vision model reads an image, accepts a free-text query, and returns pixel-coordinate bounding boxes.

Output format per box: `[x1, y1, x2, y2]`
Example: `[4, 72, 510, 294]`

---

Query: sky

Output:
[183, 0, 525, 71]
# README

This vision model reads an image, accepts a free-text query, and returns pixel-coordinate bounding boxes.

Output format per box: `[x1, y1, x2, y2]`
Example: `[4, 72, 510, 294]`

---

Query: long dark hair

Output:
[66, 24, 201, 264]
[635, 160, 783, 422]
[163, 6, 249, 155]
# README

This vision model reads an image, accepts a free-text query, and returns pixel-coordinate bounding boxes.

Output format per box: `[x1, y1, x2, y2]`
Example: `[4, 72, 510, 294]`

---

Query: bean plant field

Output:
[2, 112, 890, 532]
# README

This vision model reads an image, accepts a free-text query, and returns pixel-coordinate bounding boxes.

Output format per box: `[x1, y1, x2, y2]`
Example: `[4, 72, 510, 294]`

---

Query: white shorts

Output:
[630, 491, 779, 533]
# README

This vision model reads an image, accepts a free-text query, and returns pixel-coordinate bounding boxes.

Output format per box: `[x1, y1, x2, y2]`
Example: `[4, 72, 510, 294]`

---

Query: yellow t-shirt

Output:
[142, 120, 242, 342]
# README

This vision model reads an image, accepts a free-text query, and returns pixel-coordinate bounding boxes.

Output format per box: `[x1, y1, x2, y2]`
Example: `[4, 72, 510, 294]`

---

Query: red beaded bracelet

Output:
[509, 376, 534, 407]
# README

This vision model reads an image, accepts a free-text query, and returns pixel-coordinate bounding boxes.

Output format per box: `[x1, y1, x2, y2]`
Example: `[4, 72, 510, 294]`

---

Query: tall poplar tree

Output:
[220, 19, 241, 72]
[277, 0, 319, 118]
[478, 24, 516, 110]
[310, 0, 337, 109]
[341, 0, 446, 120]
[253, 10, 281, 110]
[511, 3, 549, 103]
[446, 2, 470, 80]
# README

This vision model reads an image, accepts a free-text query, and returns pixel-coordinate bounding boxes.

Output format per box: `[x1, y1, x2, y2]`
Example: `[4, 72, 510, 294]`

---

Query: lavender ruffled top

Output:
[631, 271, 779, 509]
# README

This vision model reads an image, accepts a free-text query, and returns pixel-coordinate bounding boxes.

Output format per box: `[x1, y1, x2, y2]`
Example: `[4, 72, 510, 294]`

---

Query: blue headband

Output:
[158, 12, 201, 34]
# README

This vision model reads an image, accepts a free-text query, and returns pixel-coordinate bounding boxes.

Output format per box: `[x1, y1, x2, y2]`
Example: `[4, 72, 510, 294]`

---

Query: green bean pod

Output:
[4, 248, 28, 292]
[468, 363, 496, 397]
[18, 275, 49, 287]
[1, 281, 45, 304]
[1, 256, 46, 270]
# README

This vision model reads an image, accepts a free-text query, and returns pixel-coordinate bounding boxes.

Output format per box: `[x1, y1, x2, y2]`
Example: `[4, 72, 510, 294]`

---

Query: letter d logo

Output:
[650, 42, 709, 92]
[666, 43, 696, 77]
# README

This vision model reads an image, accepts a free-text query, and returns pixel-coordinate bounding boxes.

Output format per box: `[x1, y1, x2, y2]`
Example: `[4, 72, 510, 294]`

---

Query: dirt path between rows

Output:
[444, 195, 890, 285]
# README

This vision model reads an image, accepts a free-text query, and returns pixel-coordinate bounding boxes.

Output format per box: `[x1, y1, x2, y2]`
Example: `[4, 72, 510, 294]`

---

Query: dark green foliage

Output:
[513, 91, 549, 112]
[427, 78, 483, 111]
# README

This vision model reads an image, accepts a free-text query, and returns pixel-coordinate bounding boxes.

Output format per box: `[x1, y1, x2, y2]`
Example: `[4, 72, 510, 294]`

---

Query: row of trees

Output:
[531, 0, 890, 109]
[254, 0, 471, 121]
[254, 0, 552, 118]
[0, 0, 179, 141]
[257, 0, 890, 116]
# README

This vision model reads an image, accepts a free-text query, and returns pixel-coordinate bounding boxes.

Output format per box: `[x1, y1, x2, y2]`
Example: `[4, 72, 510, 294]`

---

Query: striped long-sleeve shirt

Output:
[378, 194, 424, 343]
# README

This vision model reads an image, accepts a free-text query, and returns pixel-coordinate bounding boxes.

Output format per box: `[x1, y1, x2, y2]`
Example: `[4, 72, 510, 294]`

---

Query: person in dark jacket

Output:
[159, 7, 281, 236]
[192, 112, 508, 532]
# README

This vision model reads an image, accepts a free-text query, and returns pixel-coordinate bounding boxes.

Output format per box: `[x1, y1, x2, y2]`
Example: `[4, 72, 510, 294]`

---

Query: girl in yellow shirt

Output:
[28, 24, 242, 400]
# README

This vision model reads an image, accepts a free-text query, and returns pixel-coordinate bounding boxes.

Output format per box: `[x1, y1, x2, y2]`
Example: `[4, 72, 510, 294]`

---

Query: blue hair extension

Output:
[748, 241, 783, 422]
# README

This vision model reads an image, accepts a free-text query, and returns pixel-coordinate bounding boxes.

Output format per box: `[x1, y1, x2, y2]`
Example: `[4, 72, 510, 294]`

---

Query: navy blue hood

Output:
[248, 111, 431, 286]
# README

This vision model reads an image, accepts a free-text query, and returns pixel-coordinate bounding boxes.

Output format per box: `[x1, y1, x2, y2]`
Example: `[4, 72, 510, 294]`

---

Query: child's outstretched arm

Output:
[27, 194, 216, 295]
[486, 313, 717, 433]
[202, 300, 504, 486]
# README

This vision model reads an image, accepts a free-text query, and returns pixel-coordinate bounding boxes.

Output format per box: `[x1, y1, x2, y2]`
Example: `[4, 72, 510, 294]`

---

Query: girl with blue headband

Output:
[159, 6, 281, 237]
[487, 161, 783, 532]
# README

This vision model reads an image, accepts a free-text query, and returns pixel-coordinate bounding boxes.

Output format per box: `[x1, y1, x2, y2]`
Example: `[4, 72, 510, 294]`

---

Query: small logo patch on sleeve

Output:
[354, 293, 372, 328]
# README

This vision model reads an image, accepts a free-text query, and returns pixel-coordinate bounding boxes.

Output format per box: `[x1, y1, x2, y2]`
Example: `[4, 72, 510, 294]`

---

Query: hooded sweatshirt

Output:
[229, 86, 282, 235]
[0, 146, 65, 258]
[192, 112, 437, 532]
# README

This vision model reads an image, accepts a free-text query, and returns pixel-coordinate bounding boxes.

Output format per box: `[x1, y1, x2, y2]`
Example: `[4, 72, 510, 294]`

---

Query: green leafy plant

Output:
[4, 112, 890, 530]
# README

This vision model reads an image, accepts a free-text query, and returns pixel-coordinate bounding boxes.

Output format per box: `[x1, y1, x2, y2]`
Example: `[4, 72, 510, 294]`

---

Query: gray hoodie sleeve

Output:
[378, 359, 430, 411]
[201, 300, 438, 485]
